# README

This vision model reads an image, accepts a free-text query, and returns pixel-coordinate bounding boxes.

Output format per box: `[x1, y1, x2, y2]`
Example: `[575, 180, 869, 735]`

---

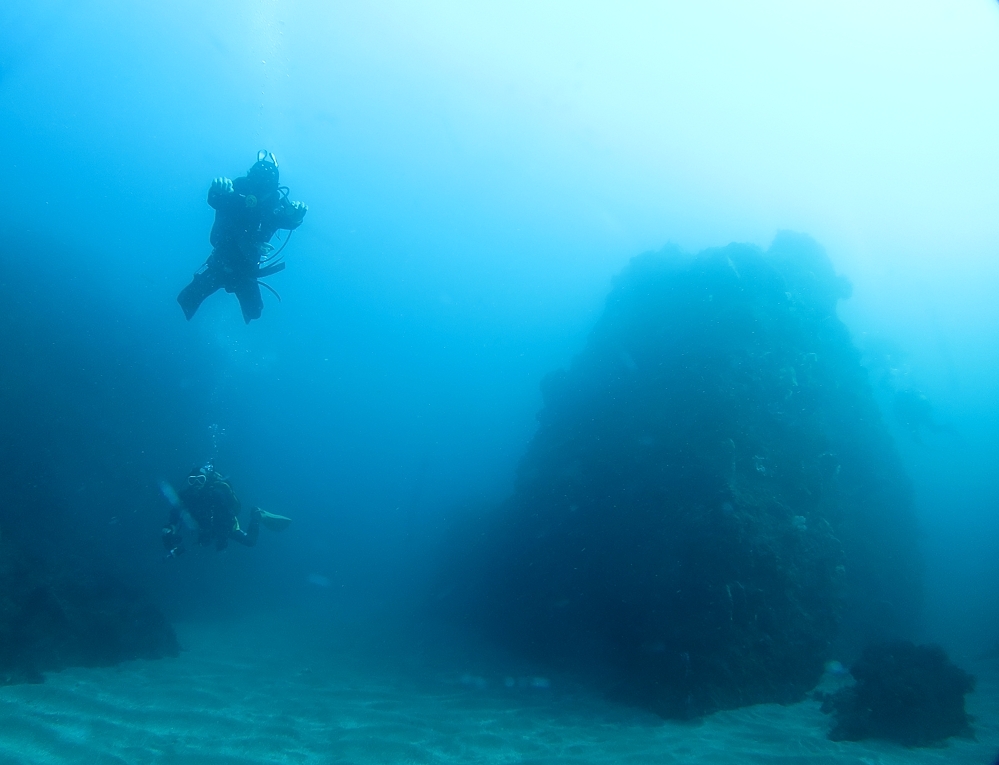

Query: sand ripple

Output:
[0, 617, 994, 764]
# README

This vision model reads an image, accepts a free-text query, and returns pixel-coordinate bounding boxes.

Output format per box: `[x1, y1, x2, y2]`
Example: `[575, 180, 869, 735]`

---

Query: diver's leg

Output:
[229, 510, 260, 547]
[232, 278, 264, 324]
[178, 263, 223, 320]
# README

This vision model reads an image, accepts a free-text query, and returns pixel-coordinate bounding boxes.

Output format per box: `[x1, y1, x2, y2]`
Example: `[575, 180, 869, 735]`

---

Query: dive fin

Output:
[256, 509, 291, 531]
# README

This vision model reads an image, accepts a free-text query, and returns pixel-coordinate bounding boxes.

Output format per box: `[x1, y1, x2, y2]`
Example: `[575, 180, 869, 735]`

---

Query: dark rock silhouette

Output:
[0, 536, 178, 685]
[438, 232, 922, 718]
[0, 239, 199, 684]
[821, 640, 975, 746]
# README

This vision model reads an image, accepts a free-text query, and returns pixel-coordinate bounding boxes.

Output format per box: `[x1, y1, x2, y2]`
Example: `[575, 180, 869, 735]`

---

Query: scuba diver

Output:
[161, 465, 291, 557]
[177, 150, 308, 323]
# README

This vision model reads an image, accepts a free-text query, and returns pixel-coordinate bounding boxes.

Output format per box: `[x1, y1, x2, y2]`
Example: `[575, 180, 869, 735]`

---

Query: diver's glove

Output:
[162, 524, 184, 557]
[211, 177, 234, 195]
[290, 200, 308, 222]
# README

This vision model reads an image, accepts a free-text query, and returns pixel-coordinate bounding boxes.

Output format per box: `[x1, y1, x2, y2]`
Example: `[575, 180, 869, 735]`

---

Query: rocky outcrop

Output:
[821, 641, 974, 746]
[0, 536, 178, 684]
[440, 233, 921, 718]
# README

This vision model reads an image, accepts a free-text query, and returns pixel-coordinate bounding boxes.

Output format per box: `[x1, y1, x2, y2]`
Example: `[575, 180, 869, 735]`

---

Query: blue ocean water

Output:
[1, 2, 998, 762]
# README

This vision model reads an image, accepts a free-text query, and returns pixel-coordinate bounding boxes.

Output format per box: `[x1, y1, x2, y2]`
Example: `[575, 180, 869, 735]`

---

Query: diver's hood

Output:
[247, 150, 279, 189]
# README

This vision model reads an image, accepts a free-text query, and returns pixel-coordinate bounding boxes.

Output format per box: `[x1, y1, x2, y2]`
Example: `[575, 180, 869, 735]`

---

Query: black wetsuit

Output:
[178, 175, 306, 323]
[169, 475, 259, 551]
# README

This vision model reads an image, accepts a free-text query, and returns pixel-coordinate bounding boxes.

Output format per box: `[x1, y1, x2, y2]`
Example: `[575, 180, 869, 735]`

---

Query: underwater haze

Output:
[1, 1, 999, 762]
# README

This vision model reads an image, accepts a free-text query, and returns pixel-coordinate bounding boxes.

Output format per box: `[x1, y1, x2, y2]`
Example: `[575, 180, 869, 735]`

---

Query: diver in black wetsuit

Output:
[161, 466, 291, 557]
[177, 150, 308, 323]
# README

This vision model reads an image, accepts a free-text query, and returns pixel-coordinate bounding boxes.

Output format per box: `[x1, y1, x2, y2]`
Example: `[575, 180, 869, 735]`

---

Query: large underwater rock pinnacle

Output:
[443, 232, 921, 718]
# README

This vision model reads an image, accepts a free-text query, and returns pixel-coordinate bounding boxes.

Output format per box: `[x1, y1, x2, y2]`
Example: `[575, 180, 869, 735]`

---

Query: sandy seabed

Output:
[0, 613, 995, 765]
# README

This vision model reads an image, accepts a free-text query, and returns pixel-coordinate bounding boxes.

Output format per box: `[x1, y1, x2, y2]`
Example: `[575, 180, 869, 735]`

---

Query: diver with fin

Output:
[177, 150, 308, 323]
[161, 465, 291, 557]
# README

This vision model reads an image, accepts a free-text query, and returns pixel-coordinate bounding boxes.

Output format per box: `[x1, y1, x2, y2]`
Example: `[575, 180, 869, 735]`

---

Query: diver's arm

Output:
[207, 177, 235, 210]
[274, 198, 308, 231]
